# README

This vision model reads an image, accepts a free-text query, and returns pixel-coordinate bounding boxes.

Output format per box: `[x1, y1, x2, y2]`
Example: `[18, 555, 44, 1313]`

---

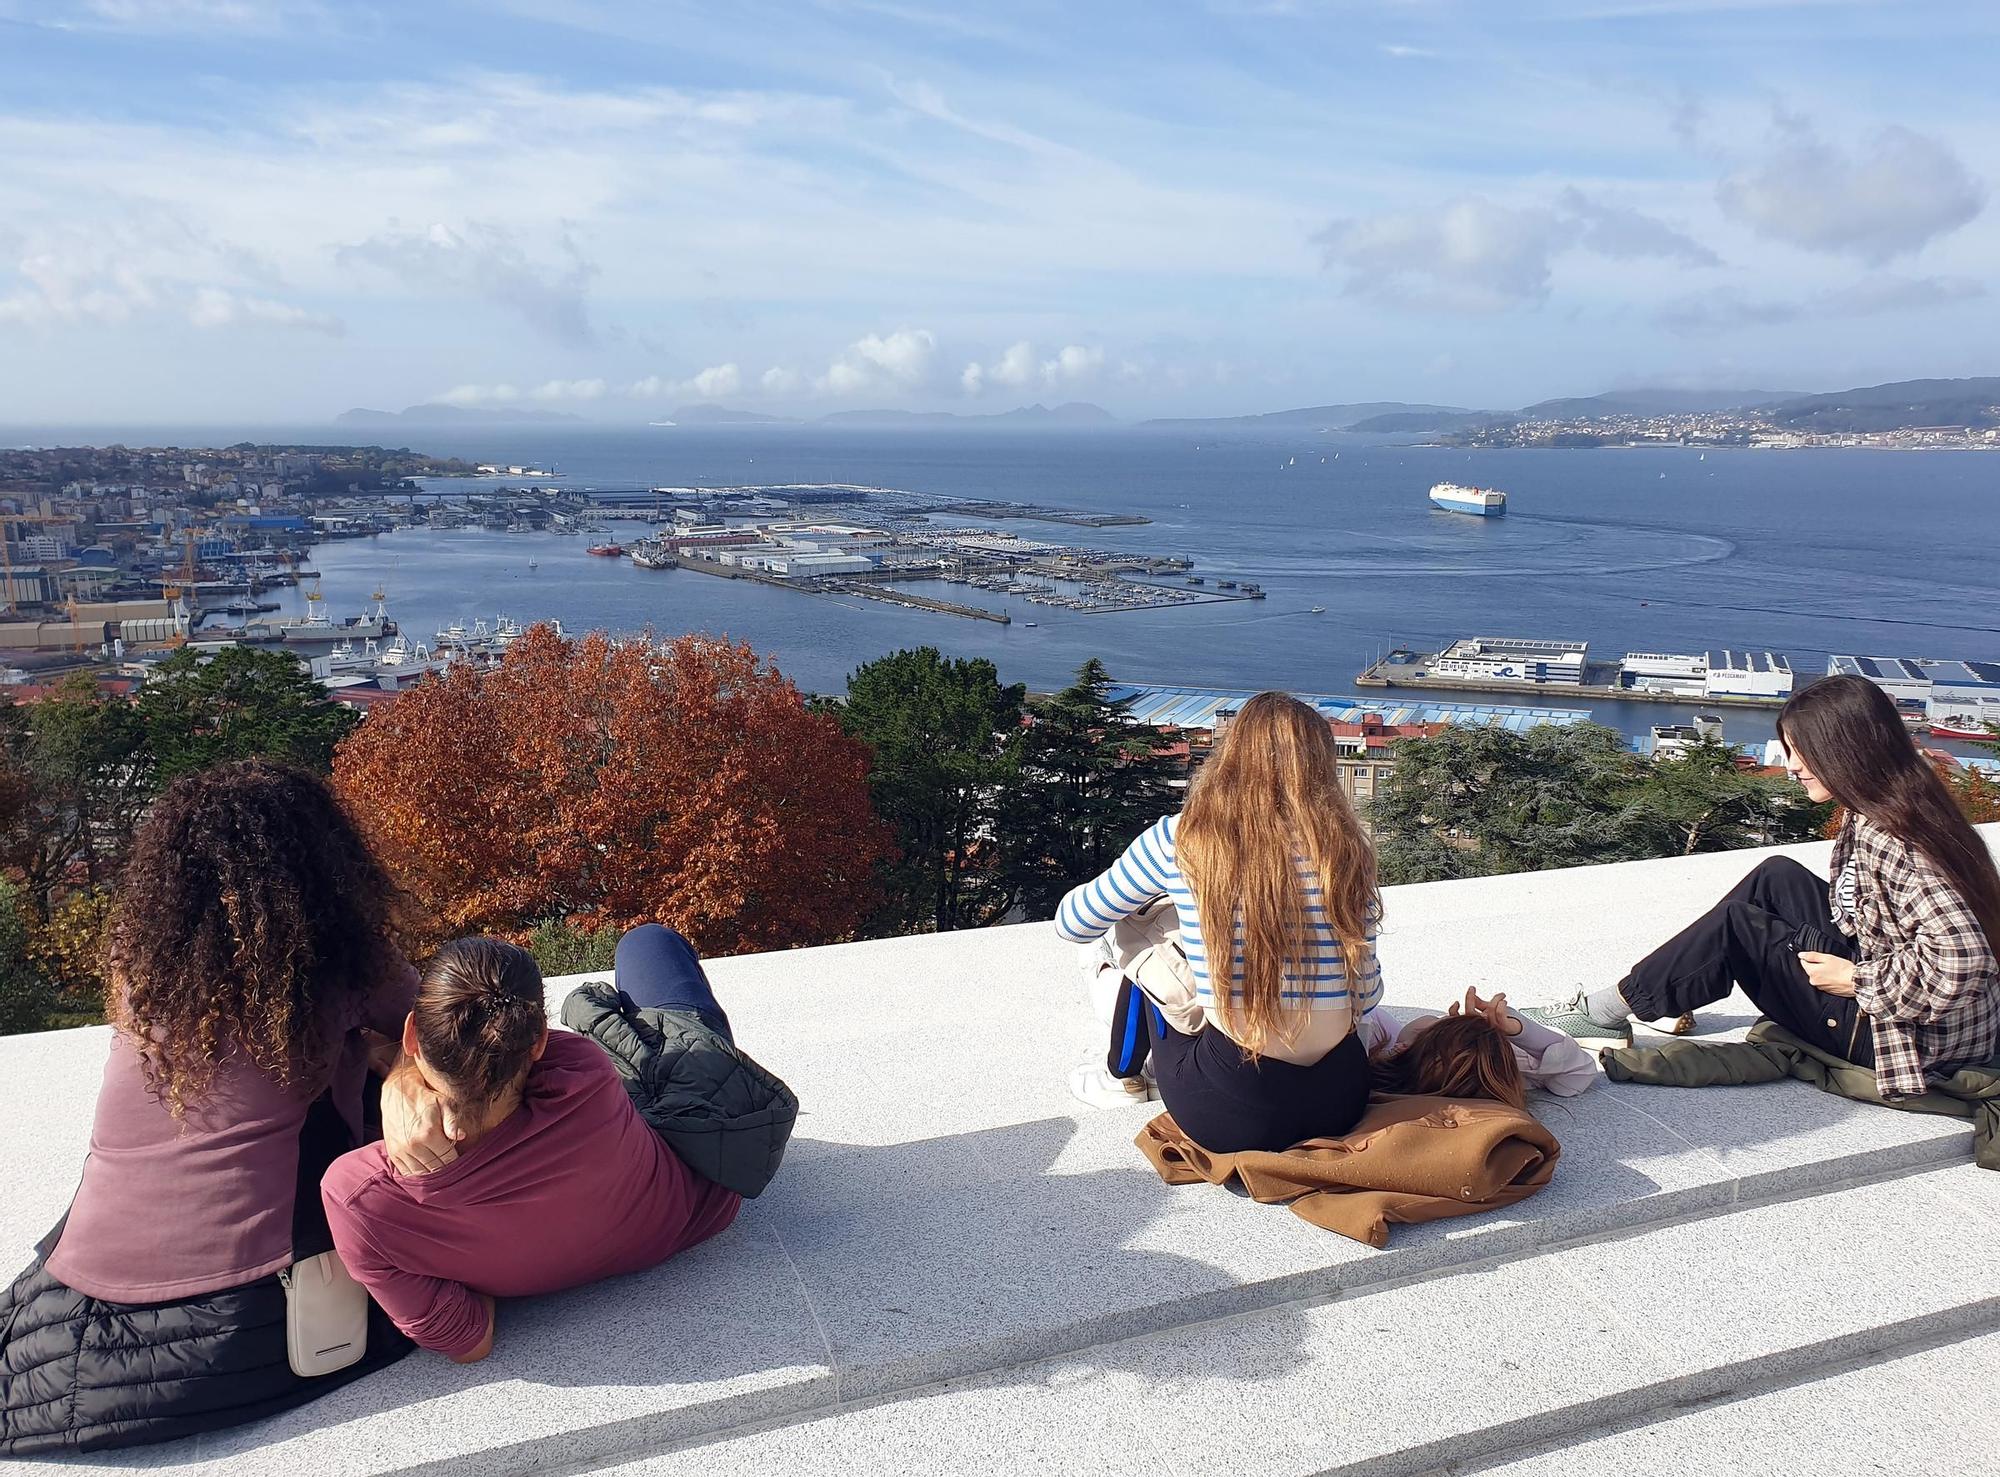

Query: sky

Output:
[0, 0, 1996, 423]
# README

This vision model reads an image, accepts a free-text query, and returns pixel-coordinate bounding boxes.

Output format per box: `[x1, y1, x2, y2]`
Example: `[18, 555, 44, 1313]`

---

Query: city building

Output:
[1649, 713, 1725, 760]
[1431, 636, 1589, 686]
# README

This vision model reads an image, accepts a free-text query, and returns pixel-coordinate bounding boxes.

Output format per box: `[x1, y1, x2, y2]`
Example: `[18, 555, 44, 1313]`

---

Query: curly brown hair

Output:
[106, 758, 407, 1118]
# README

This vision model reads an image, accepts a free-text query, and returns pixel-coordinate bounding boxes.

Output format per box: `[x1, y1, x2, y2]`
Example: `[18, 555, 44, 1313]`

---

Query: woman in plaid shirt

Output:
[1525, 675, 2000, 1099]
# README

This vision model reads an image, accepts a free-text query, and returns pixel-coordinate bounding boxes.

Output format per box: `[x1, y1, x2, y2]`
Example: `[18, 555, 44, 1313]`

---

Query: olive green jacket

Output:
[1601, 1021, 2000, 1171]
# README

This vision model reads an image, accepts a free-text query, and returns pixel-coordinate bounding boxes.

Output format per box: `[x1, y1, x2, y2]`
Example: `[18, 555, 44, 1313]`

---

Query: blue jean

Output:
[614, 925, 733, 1044]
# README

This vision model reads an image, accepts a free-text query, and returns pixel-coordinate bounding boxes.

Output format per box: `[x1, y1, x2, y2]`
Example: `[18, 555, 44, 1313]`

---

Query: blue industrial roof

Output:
[1106, 683, 1592, 733]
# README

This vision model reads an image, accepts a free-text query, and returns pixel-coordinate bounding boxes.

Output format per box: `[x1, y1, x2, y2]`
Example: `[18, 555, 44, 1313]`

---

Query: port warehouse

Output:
[1377, 637, 1999, 723]
[1829, 656, 2000, 720]
[1421, 637, 1792, 699]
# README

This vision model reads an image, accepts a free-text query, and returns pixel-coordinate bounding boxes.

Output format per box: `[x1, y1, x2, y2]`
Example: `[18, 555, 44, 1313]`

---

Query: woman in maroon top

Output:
[1, 760, 444, 1456]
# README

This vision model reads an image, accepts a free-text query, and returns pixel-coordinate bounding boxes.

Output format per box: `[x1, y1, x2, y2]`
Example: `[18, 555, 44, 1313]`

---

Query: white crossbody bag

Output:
[277, 1249, 370, 1377]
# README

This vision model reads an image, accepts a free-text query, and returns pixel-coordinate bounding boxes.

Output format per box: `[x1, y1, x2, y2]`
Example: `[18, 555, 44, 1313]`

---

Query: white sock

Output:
[1584, 985, 1634, 1026]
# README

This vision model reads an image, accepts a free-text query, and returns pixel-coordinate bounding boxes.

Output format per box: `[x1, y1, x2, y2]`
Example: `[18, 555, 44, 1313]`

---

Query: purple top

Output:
[45, 962, 418, 1303]
[321, 1031, 742, 1358]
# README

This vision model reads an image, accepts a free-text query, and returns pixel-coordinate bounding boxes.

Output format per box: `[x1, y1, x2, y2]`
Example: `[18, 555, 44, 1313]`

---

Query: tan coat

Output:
[1135, 1094, 1560, 1247]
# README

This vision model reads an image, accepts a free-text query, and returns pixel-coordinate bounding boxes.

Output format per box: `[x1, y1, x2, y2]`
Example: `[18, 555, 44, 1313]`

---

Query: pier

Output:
[675, 553, 1010, 622]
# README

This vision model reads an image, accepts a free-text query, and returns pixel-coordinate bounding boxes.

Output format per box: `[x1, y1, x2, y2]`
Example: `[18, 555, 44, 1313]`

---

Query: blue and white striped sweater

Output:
[1055, 812, 1382, 1013]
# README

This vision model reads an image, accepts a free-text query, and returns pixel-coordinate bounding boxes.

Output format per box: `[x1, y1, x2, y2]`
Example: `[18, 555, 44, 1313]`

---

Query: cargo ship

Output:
[586, 543, 625, 557]
[1429, 482, 1507, 517]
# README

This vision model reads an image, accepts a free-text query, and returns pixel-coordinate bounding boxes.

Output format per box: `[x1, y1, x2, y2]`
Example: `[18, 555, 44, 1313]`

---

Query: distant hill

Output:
[1762, 377, 2000, 431]
[337, 404, 588, 426]
[665, 403, 798, 425]
[1346, 409, 1502, 434]
[820, 402, 1116, 428]
[1143, 402, 1477, 432]
[1519, 388, 1804, 419]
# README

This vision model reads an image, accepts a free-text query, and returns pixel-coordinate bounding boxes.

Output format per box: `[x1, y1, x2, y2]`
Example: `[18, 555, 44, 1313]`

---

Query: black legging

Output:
[1103, 978, 1371, 1153]
[1619, 855, 1871, 1065]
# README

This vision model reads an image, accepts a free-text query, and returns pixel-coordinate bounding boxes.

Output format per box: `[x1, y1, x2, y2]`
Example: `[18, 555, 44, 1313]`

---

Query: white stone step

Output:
[1463, 1326, 2000, 1477]
[594, 1163, 2000, 1477]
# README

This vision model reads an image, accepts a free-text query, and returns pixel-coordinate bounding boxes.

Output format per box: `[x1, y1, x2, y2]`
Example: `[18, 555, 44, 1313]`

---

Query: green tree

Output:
[0, 879, 54, 1035]
[1000, 658, 1183, 918]
[0, 677, 149, 914]
[840, 647, 1025, 933]
[1369, 721, 1652, 884]
[1623, 738, 1830, 856]
[136, 645, 359, 783]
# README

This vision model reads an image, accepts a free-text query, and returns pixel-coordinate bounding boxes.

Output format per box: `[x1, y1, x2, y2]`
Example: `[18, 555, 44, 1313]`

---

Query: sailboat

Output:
[528, 557, 539, 571]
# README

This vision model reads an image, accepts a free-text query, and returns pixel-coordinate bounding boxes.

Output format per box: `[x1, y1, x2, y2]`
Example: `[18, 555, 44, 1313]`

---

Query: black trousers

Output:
[1105, 980, 1372, 1154]
[1619, 856, 1873, 1066]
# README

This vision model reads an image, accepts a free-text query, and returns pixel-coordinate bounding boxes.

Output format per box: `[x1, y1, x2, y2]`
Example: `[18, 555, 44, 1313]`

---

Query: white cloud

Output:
[760, 366, 801, 395]
[528, 377, 605, 400]
[689, 363, 741, 398]
[1659, 275, 1985, 334]
[989, 340, 1037, 387]
[1717, 122, 1986, 265]
[961, 340, 1104, 396]
[187, 285, 341, 334]
[816, 327, 936, 395]
[628, 363, 743, 400]
[1316, 197, 1565, 310]
[439, 383, 521, 405]
[1041, 343, 1104, 384]
[339, 221, 598, 345]
[1316, 190, 1718, 311]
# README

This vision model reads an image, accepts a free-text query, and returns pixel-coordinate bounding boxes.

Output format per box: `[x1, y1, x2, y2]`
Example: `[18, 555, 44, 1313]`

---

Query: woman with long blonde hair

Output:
[1055, 691, 1384, 1152]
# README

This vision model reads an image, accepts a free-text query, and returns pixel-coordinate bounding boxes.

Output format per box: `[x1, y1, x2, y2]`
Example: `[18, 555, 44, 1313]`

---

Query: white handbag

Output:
[278, 1249, 370, 1377]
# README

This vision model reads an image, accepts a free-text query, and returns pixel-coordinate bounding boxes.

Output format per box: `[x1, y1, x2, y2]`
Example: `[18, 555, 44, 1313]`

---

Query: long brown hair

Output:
[1178, 691, 1380, 1055]
[1779, 675, 2000, 953]
[412, 938, 547, 1106]
[106, 759, 406, 1119]
[1370, 1014, 1526, 1110]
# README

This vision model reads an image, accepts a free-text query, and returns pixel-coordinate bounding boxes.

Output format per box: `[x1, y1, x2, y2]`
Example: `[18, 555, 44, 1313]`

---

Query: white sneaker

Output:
[1068, 1062, 1157, 1109]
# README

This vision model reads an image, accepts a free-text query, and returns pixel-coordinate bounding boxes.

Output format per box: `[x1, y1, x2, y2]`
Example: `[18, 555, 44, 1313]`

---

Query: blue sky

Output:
[1, 0, 1995, 422]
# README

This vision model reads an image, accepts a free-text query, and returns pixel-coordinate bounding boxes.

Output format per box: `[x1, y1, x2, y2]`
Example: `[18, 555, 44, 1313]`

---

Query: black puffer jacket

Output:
[561, 982, 799, 1197]
[1, 1095, 411, 1456]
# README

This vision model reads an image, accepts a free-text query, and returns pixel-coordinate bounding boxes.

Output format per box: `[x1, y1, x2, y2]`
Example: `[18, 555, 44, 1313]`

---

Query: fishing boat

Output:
[1929, 714, 1998, 741]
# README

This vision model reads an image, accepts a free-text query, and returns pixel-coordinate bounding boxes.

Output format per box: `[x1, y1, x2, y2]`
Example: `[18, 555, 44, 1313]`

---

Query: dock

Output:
[1355, 655, 1791, 709]
[676, 553, 1009, 622]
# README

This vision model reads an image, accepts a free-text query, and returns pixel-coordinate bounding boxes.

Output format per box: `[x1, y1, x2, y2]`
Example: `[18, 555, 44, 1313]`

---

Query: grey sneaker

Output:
[1518, 991, 1633, 1049]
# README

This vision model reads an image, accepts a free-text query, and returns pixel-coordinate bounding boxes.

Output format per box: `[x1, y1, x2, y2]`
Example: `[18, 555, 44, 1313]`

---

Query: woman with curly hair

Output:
[2, 759, 442, 1455]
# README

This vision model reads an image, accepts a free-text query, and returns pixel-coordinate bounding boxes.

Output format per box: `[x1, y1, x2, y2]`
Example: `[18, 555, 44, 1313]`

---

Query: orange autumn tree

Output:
[333, 625, 890, 953]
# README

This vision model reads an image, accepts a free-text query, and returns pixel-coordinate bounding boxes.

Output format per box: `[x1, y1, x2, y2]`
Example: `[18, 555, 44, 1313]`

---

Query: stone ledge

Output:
[595, 1164, 2000, 1477]
[3, 827, 1994, 1475]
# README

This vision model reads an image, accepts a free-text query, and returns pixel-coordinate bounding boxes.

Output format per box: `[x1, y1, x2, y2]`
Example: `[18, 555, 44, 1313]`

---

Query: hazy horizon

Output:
[3, 0, 1995, 423]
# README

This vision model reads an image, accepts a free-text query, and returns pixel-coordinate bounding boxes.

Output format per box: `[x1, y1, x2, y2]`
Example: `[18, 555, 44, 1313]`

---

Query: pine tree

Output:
[999, 658, 1183, 919]
[840, 647, 1026, 933]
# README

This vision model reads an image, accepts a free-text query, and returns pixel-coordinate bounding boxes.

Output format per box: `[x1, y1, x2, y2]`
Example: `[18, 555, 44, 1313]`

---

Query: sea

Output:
[14, 423, 2000, 753]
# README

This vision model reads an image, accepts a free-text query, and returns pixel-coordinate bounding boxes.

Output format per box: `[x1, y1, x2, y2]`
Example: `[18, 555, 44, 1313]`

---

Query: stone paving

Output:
[3, 829, 1994, 1475]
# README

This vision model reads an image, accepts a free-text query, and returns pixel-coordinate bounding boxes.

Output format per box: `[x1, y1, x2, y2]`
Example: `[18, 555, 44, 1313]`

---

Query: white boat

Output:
[1309, 605, 1326, 614]
[1428, 482, 1507, 517]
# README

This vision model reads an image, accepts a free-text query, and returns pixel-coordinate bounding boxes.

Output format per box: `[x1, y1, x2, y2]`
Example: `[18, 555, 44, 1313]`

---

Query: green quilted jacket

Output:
[1602, 1020, 2000, 1171]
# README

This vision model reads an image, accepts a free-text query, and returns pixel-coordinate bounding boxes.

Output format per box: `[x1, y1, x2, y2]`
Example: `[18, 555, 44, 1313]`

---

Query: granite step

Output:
[592, 1163, 2000, 1477]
